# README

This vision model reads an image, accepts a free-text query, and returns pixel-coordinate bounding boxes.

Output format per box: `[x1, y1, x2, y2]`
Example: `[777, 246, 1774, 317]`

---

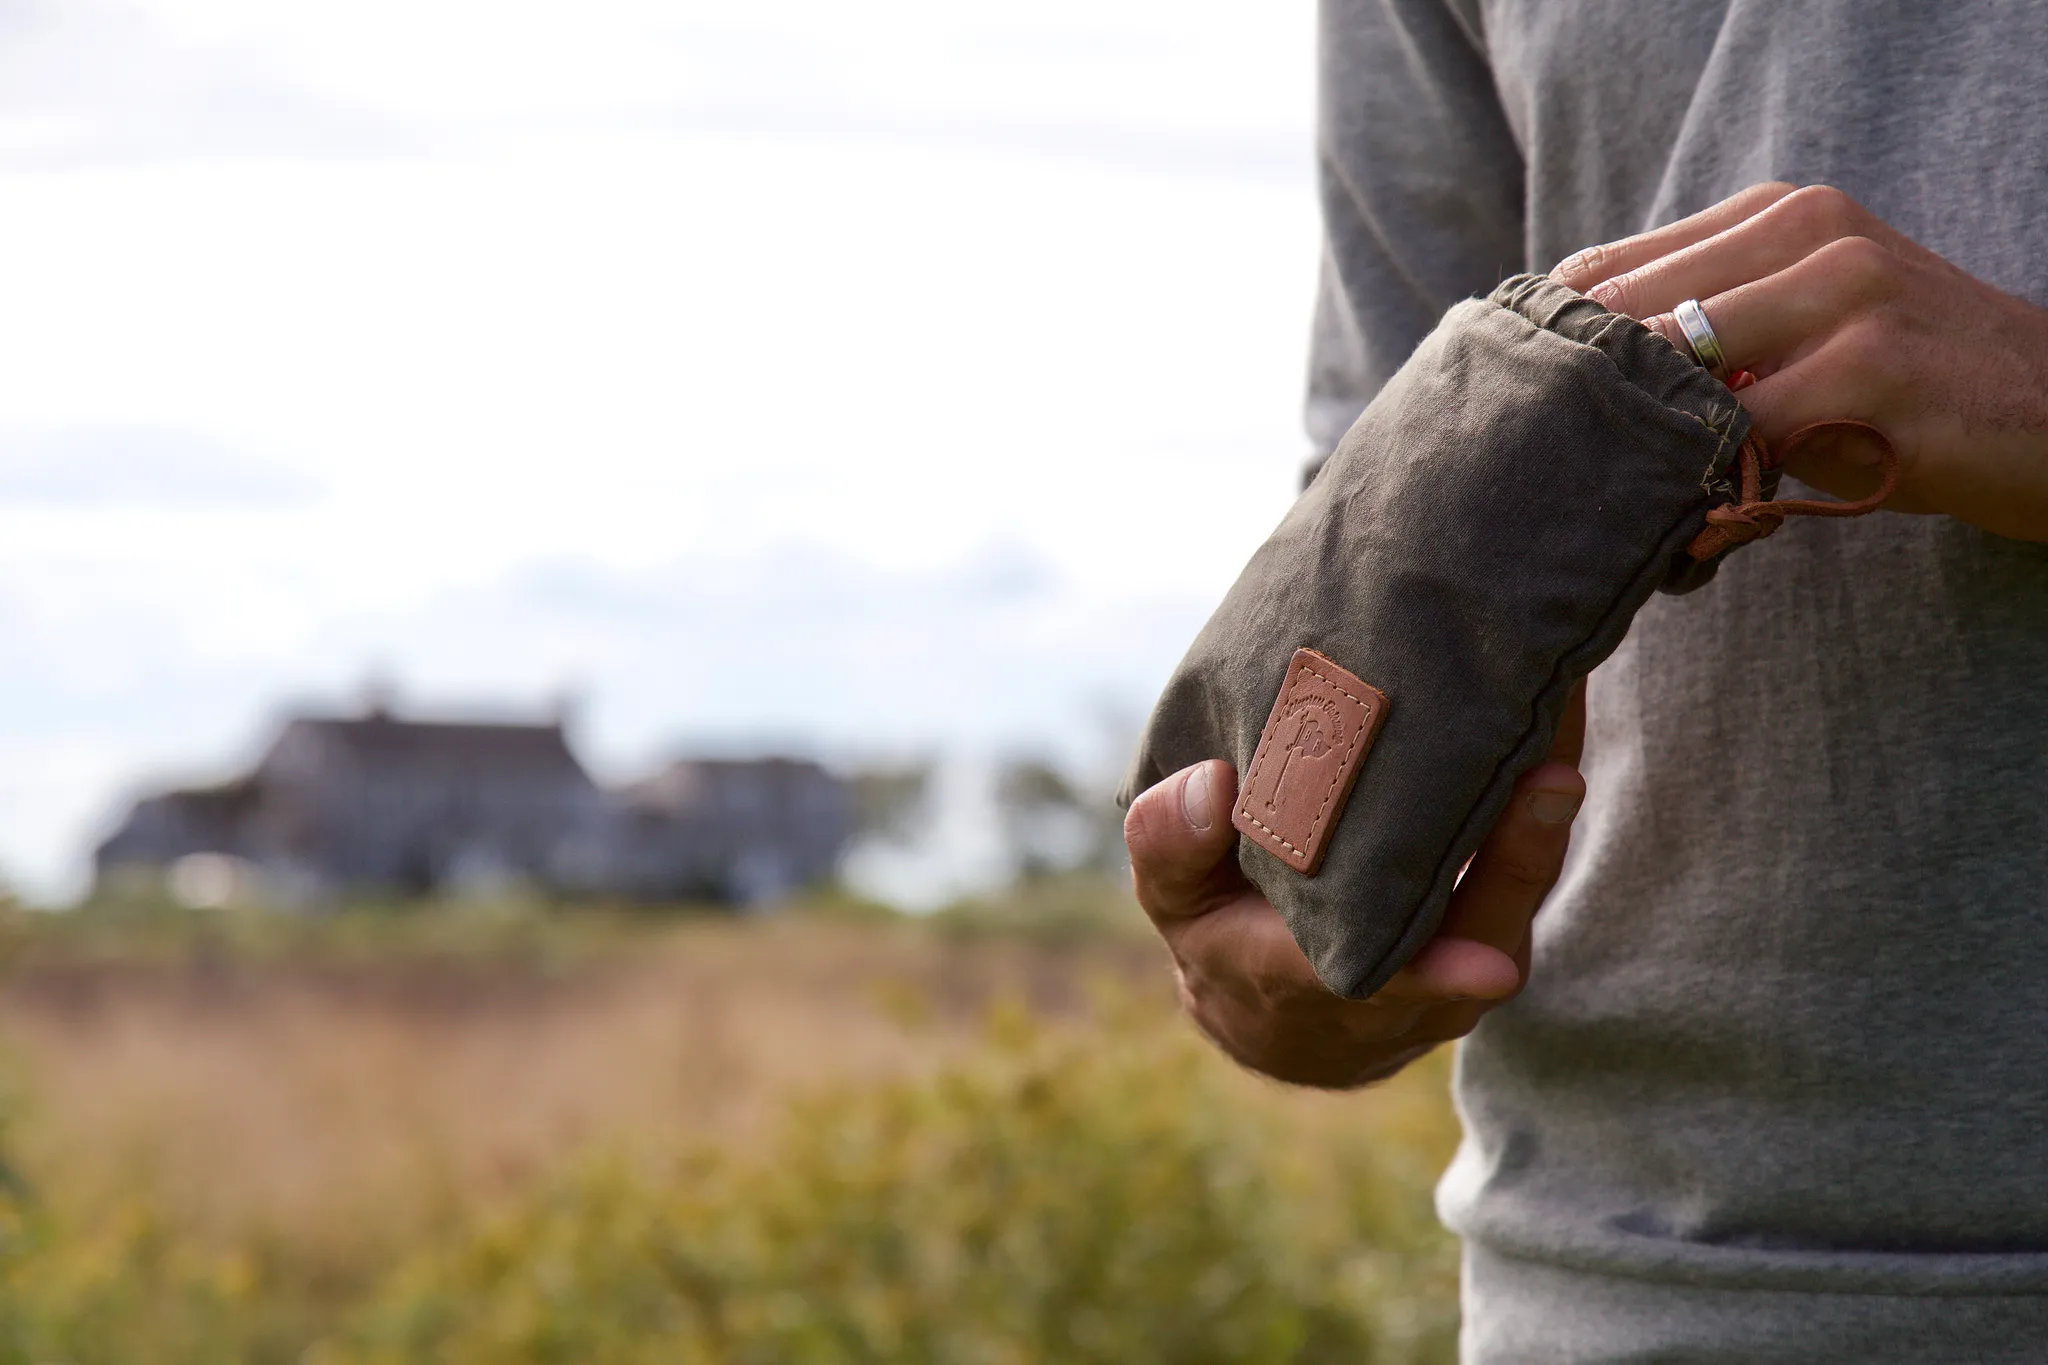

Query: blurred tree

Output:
[845, 763, 934, 845]
[995, 757, 1122, 881]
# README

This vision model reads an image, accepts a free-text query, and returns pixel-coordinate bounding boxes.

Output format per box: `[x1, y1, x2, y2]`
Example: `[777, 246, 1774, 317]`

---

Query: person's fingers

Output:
[1435, 760, 1584, 968]
[1138, 736, 1586, 1012]
[1582, 185, 1904, 323]
[1375, 935, 1523, 1003]
[1172, 889, 1331, 1002]
[1124, 760, 1245, 926]
[1376, 710, 1588, 1006]
[1729, 340, 1932, 512]
[1167, 871, 1526, 1009]
[1641, 234, 1901, 380]
[1550, 182, 1798, 293]
[1172, 913, 1511, 1015]
[1161, 845, 1526, 1011]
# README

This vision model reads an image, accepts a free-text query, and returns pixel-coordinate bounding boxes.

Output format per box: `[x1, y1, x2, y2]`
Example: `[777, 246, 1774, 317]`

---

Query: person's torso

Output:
[1436, 1, 2048, 1350]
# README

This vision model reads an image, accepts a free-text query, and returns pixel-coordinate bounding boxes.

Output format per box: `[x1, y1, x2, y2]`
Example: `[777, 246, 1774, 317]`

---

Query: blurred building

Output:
[92, 701, 853, 908]
[608, 759, 855, 905]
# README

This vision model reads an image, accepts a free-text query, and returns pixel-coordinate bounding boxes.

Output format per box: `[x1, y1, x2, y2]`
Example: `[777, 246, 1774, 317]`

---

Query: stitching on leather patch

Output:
[1232, 648, 1388, 875]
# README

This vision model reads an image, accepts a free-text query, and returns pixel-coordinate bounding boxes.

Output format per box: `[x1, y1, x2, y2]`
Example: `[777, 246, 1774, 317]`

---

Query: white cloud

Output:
[0, 1, 1318, 900]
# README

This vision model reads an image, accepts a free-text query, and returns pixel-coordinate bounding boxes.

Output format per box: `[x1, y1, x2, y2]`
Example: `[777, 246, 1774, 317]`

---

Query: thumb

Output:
[1124, 760, 1243, 926]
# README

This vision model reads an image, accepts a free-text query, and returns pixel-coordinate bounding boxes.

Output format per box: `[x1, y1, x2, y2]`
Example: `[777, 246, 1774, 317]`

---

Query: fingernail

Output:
[1528, 790, 1581, 825]
[1586, 282, 1619, 310]
[1180, 765, 1214, 831]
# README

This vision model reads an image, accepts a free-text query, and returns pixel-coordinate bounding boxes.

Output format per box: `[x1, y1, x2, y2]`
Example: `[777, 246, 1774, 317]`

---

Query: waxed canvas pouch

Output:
[1119, 274, 1758, 1000]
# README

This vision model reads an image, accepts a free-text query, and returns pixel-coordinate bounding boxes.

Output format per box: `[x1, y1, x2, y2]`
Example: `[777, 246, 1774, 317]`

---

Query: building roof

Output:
[622, 755, 836, 815]
[280, 714, 595, 783]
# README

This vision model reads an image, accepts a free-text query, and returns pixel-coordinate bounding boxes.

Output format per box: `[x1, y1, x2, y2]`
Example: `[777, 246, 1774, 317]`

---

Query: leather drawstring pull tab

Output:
[1685, 419, 1901, 562]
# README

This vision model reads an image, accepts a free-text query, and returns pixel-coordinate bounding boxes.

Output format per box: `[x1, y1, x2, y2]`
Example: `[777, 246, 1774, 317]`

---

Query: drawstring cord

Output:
[1682, 373, 1901, 562]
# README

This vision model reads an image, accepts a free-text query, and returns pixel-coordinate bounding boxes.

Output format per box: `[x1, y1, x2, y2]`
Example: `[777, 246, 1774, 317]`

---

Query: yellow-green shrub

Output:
[333, 1003, 1459, 1365]
[0, 1202, 304, 1365]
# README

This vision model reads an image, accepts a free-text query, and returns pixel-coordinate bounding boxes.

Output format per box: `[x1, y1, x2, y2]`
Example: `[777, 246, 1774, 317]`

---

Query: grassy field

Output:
[0, 883, 1461, 1363]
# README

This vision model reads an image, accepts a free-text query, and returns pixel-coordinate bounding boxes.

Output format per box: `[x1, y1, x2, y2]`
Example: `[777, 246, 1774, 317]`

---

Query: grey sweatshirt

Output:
[1310, 3, 2048, 1360]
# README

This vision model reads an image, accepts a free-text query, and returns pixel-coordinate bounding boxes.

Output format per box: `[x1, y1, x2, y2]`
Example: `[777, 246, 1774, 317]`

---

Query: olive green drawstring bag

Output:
[1119, 274, 1894, 1000]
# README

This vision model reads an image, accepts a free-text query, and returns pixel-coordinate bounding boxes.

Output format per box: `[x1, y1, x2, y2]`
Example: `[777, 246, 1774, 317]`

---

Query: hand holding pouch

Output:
[1119, 275, 1766, 1000]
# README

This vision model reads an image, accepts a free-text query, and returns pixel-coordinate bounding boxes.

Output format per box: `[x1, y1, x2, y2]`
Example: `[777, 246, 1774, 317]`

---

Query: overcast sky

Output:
[0, 0, 1320, 902]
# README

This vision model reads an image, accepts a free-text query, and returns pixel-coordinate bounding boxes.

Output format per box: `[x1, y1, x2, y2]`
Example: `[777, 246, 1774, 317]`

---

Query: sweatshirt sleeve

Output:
[1306, 0, 1526, 468]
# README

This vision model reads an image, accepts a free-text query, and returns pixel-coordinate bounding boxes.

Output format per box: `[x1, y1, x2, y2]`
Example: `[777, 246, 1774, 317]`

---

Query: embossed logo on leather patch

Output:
[1232, 648, 1388, 876]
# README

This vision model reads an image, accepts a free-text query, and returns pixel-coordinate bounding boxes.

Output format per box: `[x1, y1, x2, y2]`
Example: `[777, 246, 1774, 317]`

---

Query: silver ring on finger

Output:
[1673, 297, 1729, 380]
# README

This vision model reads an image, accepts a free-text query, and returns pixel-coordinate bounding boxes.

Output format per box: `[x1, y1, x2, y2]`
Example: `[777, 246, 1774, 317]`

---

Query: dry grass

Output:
[0, 905, 1167, 1265]
[0, 891, 1460, 1362]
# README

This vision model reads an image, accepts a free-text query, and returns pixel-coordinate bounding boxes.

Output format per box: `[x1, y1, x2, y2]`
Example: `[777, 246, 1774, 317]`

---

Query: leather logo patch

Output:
[1232, 648, 1388, 875]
